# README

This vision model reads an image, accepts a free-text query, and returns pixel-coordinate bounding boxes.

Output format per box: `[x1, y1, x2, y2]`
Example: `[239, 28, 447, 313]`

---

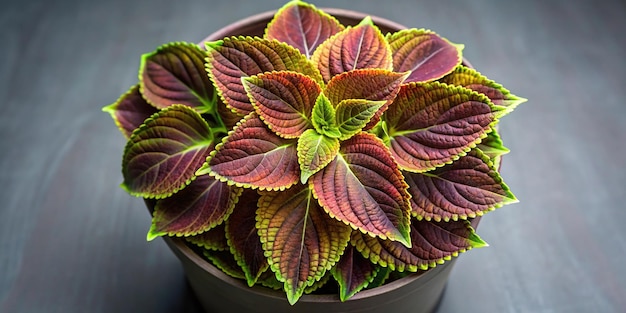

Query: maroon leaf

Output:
[331, 244, 381, 301]
[147, 175, 242, 239]
[199, 113, 300, 191]
[186, 223, 228, 251]
[387, 29, 463, 83]
[265, 0, 344, 58]
[103, 85, 158, 138]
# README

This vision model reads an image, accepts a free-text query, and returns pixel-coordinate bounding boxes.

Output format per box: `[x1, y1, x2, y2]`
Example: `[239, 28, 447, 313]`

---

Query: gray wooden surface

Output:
[1, 0, 625, 312]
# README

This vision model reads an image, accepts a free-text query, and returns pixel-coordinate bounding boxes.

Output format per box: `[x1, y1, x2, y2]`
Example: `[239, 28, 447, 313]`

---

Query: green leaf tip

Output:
[359, 16, 374, 26]
[468, 231, 489, 248]
[204, 40, 224, 50]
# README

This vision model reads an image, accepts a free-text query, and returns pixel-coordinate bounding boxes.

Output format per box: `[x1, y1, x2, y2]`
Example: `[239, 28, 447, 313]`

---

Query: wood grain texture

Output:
[1, 0, 625, 312]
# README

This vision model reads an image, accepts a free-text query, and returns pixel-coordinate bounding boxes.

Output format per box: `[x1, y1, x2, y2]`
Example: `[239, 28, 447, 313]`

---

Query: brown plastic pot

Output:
[155, 8, 478, 313]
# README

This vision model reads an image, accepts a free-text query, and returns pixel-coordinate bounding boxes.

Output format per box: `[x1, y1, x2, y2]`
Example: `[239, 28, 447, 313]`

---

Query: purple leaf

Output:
[103, 85, 158, 138]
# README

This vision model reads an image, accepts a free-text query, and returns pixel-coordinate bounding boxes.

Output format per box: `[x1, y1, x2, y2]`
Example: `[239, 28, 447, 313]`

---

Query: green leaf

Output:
[257, 184, 352, 305]
[386, 29, 463, 83]
[205, 36, 323, 116]
[203, 249, 246, 279]
[311, 17, 392, 83]
[185, 223, 228, 251]
[384, 82, 502, 172]
[121, 105, 213, 198]
[265, 0, 344, 58]
[311, 93, 341, 138]
[478, 128, 510, 159]
[352, 219, 486, 272]
[102, 85, 158, 138]
[243, 71, 320, 138]
[335, 99, 385, 140]
[147, 175, 241, 240]
[297, 129, 340, 184]
[331, 244, 381, 301]
[311, 132, 412, 246]
[225, 189, 269, 286]
[139, 42, 216, 113]
[439, 65, 527, 115]
[405, 149, 517, 222]
[198, 113, 300, 191]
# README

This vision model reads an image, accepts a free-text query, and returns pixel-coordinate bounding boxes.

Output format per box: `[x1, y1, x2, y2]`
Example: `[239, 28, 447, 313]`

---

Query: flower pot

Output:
[150, 8, 479, 313]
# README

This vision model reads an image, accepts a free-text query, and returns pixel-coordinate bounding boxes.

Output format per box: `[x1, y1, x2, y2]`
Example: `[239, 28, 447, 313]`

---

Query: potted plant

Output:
[103, 0, 525, 312]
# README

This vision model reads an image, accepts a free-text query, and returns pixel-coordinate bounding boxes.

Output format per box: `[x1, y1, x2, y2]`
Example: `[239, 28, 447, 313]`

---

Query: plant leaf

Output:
[265, 0, 344, 58]
[311, 17, 393, 83]
[324, 69, 408, 130]
[257, 184, 352, 305]
[121, 105, 213, 198]
[297, 129, 340, 184]
[335, 99, 385, 140]
[185, 223, 228, 251]
[405, 149, 517, 222]
[477, 128, 510, 159]
[386, 29, 463, 83]
[439, 65, 527, 115]
[102, 85, 158, 138]
[331, 244, 381, 301]
[147, 175, 241, 239]
[385, 82, 501, 172]
[311, 132, 412, 246]
[311, 93, 341, 138]
[352, 219, 487, 272]
[198, 113, 299, 191]
[225, 189, 269, 286]
[139, 42, 215, 113]
[243, 71, 320, 138]
[203, 249, 246, 279]
[205, 37, 323, 116]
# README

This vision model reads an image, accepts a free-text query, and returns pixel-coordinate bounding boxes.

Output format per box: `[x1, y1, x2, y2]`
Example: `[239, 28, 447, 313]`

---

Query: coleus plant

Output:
[103, 0, 525, 305]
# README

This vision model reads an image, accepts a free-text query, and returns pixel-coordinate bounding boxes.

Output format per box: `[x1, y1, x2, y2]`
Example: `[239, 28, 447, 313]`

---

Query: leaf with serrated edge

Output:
[147, 175, 241, 240]
[387, 29, 463, 83]
[331, 244, 381, 301]
[257, 184, 352, 305]
[477, 128, 510, 159]
[324, 69, 408, 130]
[311, 132, 412, 246]
[205, 37, 323, 116]
[185, 223, 228, 251]
[139, 42, 215, 113]
[384, 82, 502, 173]
[265, 0, 344, 58]
[243, 71, 320, 138]
[225, 189, 268, 286]
[352, 219, 487, 272]
[297, 129, 340, 184]
[204, 249, 246, 279]
[439, 65, 527, 115]
[311, 17, 392, 83]
[405, 149, 517, 222]
[102, 85, 158, 138]
[312, 93, 341, 138]
[198, 113, 299, 191]
[121, 105, 213, 198]
[335, 99, 385, 140]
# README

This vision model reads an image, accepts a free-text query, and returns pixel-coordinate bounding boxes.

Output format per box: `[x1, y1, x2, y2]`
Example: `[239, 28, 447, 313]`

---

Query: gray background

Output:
[1, 0, 625, 312]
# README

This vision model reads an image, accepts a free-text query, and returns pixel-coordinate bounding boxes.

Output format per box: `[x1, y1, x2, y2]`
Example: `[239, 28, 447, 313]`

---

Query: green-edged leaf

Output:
[243, 71, 320, 138]
[335, 99, 385, 140]
[265, 0, 344, 58]
[102, 85, 158, 138]
[478, 128, 510, 159]
[311, 17, 392, 83]
[121, 105, 213, 198]
[185, 223, 228, 251]
[312, 93, 341, 138]
[147, 175, 241, 240]
[203, 249, 246, 279]
[257, 184, 352, 305]
[406, 149, 517, 222]
[258, 269, 283, 290]
[324, 69, 408, 130]
[439, 65, 527, 115]
[367, 266, 392, 289]
[331, 244, 381, 301]
[225, 189, 268, 286]
[205, 37, 323, 116]
[198, 113, 299, 191]
[387, 29, 463, 83]
[352, 219, 487, 272]
[297, 129, 340, 184]
[139, 42, 215, 113]
[385, 82, 501, 172]
[311, 132, 412, 246]
[304, 271, 332, 294]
